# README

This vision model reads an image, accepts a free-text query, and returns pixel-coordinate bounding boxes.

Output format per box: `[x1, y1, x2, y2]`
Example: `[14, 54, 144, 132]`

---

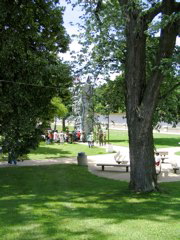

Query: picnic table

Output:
[157, 151, 168, 163]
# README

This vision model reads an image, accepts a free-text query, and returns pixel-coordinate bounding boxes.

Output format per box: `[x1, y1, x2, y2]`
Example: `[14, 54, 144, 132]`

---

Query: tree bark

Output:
[93, 0, 179, 192]
[123, 0, 179, 192]
[62, 118, 66, 131]
[128, 117, 157, 192]
[125, 18, 158, 192]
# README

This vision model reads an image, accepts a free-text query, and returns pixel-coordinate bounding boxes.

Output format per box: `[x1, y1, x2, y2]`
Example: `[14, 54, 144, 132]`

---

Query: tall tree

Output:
[73, 0, 180, 192]
[0, 0, 72, 158]
[118, 0, 179, 192]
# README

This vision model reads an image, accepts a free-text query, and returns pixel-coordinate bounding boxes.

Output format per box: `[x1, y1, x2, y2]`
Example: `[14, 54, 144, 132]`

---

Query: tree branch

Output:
[118, 0, 128, 6]
[143, 2, 162, 24]
[174, 2, 180, 12]
[159, 82, 180, 100]
[142, 0, 179, 111]
[94, 0, 102, 24]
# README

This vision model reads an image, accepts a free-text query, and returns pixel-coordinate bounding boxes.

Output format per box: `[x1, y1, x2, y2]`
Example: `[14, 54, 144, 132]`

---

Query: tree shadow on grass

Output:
[29, 146, 71, 159]
[0, 165, 179, 240]
[110, 140, 129, 143]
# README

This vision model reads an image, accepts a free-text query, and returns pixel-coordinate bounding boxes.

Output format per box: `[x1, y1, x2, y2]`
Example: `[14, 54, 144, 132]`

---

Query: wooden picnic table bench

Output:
[156, 151, 169, 163]
[173, 167, 179, 174]
[97, 151, 130, 172]
[96, 163, 130, 172]
[114, 151, 127, 164]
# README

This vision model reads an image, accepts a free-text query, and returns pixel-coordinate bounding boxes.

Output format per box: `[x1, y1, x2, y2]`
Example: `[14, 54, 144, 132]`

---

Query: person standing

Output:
[87, 132, 93, 148]
[8, 149, 17, 165]
[53, 131, 59, 143]
[48, 131, 53, 143]
[77, 131, 81, 141]
[59, 131, 64, 144]
[81, 131, 86, 143]
[155, 152, 161, 174]
[45, 133, 50, 144]
[103, 132, 107, 145]
[99, 129, 103, 146]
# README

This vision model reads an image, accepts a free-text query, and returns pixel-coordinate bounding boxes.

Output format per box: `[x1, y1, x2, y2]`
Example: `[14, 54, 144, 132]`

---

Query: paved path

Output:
[0, 157, 77, 168]
[0, 145, 180, 183]
[87, 145, 180, 183]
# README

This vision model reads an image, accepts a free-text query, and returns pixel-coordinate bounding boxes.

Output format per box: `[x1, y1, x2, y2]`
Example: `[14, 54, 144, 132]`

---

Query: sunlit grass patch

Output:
[0, 165, 179, 240]
[109, 130, 180, 148]
[28, 142, 108, 160]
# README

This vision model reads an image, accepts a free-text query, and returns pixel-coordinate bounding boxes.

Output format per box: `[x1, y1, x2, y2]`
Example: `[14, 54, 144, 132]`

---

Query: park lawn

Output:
[49, 125, 179, 148]
[175, 152, 180, 156]
[26, 131, 179, 161]
[1, 131, 179, 162]
[109, 130, 180, 148]
[0, 164, 179, 240]
[27, 142, 107, 160]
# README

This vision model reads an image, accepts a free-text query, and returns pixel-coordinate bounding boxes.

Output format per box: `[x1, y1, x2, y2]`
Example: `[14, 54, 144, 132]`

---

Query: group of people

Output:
[87, 130, 107, 147]
[44, 128, 107, 147]
[44, 129, 86, 144]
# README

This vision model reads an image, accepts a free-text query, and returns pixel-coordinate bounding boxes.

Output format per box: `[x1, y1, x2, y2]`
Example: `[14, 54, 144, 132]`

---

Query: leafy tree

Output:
[51, 97, 68, 130]
[94, 76, 126, 114]
[94, 73, 179, 127]
[0, 0, 72, 158]
[51, 97, 68, 118]
[72, 0, 180, 192]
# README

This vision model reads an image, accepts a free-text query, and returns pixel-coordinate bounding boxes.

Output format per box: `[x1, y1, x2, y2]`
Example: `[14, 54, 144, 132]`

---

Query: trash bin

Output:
[77, 152, 87, 166]
[106, 144, 114, 153]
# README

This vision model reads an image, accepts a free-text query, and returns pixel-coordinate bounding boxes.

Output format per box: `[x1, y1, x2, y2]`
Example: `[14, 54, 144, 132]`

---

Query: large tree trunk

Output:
[123, 0, 178, 192]
[127, 114, 157, 192]
[93, 0, 178, 192]
[124, 4, 157, 192]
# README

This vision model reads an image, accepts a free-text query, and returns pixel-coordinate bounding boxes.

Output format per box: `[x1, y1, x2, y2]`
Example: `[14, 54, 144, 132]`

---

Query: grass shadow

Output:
[0, 165, 179, 240]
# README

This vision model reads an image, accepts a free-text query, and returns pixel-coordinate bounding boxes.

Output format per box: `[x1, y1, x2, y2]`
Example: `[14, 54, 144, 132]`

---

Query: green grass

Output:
[50, 124, 180, 148]
[27, 142, 107, 160]
[1, 129, 178, 162]
[109, 130, 129, 147]
[26, 131, 180, 160]
[175, 152, 180, 156]
[0, 164, 179, 240]
[153, 132, 180, 148]
[109, 130, 180, 148]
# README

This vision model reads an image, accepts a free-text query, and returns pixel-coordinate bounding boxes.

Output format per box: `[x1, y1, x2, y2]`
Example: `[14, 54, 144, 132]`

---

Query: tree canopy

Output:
[72, 0, 179, 125]
[0, 0, 72, 158]
[71, 0, 180, 192]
